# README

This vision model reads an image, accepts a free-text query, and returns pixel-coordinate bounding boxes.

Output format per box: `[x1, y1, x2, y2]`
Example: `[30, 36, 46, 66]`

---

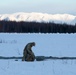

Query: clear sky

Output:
[0, 0, 76, 15]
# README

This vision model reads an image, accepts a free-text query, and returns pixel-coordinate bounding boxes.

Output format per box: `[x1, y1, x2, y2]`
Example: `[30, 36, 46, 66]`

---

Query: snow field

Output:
[0, 33, 76, 75]
[0, 59, 76, 75]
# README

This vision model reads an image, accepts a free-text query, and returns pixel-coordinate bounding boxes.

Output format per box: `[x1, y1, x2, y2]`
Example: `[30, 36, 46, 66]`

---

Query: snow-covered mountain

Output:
[0, 12, 76, 25]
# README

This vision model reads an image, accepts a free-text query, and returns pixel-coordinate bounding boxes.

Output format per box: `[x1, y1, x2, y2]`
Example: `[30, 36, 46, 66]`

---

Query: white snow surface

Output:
[0, 33, 76, 75]
[0, 12, 76, 25]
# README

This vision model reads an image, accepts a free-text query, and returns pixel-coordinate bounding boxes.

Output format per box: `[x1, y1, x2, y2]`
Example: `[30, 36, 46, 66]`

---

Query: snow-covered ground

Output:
[0, 33, 76, 75]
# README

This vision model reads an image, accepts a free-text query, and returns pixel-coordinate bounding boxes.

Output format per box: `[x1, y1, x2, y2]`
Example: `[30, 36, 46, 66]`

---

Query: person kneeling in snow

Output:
[22, 42, 35, 61]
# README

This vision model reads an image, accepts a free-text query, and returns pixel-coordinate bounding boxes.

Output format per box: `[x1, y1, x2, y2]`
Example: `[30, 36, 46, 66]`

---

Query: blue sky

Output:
[0, 0, 76, 15]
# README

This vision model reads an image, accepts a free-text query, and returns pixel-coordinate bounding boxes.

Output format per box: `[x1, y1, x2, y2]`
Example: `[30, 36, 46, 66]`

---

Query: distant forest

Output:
[0, 21, 76, 33]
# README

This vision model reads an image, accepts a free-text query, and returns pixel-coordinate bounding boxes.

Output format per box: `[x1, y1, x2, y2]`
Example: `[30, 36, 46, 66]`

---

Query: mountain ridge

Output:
[0, 12, 76, 25]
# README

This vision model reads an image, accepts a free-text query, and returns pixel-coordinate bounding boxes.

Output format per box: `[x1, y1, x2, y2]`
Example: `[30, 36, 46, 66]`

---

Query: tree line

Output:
[0, 20, 76, 33]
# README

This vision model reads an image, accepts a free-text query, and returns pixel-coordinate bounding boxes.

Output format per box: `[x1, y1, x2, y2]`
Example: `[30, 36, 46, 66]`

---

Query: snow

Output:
[0, 33, 76, 75]
[0, 12, 76, 25]
[0, 60, 76, 75]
